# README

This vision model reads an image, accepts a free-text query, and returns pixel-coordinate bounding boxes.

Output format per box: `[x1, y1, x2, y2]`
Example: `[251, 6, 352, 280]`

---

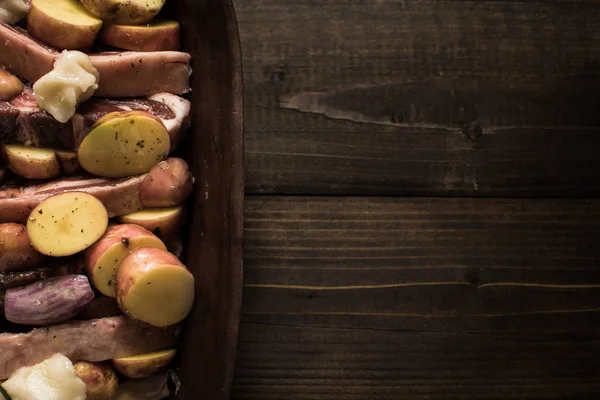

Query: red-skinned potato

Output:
[0, 68, 24, 101]
[4, 145, 60, 180]
[79, 0, 165, 25]
[99, 18, 180, 52]
[27, 0, 103, 50]
[112, 348, 176, 379]
[117, 206, 184, 238]
[0, 223, 44, 273]
[139, 158, 193, 208]
[74, 361, 119, 400]
[116, 247, 194, 327]
[84, 224, 166, 297]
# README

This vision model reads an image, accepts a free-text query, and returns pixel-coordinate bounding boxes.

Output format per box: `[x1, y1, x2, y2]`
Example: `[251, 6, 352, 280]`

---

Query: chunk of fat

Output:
[33, 50, 99, 123]
[0, 0, 29, 24]
[1, 354, 87, 400]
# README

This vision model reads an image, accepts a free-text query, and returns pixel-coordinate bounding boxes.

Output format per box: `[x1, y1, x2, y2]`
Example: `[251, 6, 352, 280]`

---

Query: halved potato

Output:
[99, 18, 180, 52]
[116, 247, 194, 327]
[112, 349, 176, 379]
[27, 0, 103, 50]
[118, 206, 184, 238]
[84, 224, 167, 297]
[80, 0, 165, 25]
[26, 192, 109, 257]
[4, 145, 60, 179]
[77, 111, 170, 178]
[56, 150, 81, 175]
[0, 68, 23, 101]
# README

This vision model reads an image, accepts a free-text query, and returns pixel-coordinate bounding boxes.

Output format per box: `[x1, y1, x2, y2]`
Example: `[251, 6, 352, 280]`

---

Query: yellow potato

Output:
[118, 206, 184, 238]
[27, 0, 103, 50]
[74, 361, 119, 400]
[112, 349, 176, 379]
[116, 247, 194, 327]
[26, 192, 109, 257]
[4, 145, 60, 180]
[77, 111, 170, 178]
[84, 224, 166, 297]
[80, 0, 165, 25]
[0, 68, 23, 101]
[99, 18, 180, 52]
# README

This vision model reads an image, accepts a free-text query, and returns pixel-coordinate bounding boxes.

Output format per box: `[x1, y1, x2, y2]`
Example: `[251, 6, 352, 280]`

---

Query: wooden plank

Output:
[243, 196, 600, 334]
[238, 0, 600, 195]
[233, 323, 600, 400]
[234, 196, 600, 399]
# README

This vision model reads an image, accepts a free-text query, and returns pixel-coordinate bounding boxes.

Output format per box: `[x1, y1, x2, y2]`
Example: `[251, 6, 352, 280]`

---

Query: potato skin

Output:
[27, 0, 103, 50]
[139, 158, 193, 208]
[84, 224, 166, 297]
[80, 0, 165, 25]
[99, 19, 180, 52]
[4, 145, 61, 180]
[74, 361, 119, 400]
[112, 349, 176, 379]
[116, 247, 194, 327]
[0, 68, 24, 101]
[0, 223, 44, 273]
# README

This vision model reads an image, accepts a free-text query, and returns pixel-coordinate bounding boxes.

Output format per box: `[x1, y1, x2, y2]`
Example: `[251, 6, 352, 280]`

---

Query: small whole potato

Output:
[139, 158, 193, 208]
[74, 361, 119, 400]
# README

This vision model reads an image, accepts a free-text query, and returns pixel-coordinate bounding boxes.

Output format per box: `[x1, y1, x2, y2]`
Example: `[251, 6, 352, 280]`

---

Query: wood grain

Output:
[233, 323, 600, 400]
[233, 196, 600, 398]
[238, 0, 600, 195]
[241, 197, 600, 334]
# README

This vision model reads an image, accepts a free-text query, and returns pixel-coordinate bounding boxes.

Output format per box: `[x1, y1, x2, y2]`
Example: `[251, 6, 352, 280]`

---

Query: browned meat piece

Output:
[0, 23, 191, 97]
[0, 88, 190, 150]
[0, 258, 83, 289]
[0, 174, 145, 223]
[0, 157, 193, 223]
[0, 316, 180, 379]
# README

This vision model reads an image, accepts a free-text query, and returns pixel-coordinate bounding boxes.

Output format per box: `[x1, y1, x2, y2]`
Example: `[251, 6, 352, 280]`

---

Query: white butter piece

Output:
[33, 50, 99, 123]
[2, 354, 87, 400]
[0, 0, 29, 24]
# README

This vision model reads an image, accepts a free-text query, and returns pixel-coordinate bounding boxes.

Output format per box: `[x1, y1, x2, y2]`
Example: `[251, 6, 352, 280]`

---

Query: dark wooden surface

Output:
[232, 0, 600, 398]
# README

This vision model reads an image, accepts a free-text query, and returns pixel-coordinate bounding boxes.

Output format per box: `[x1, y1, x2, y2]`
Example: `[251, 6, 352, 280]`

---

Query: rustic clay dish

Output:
[167, 1, 243, 399]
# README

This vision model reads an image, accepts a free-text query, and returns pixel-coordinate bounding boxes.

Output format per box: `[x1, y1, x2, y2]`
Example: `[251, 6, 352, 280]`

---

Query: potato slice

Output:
[26, 192, 109, 257]
[4, 145, 60, 179]
[0, 68, 23, 101]
[118, 206, 184, 238]
[27, 0, 103, 50]
[116, 247, 194, 327]
[99, 18, 180, 52]
[84, 224, 166, 297]
[56, 150, 81, 175]
[112, 349, 176, 379]
[80, 0, 165, 25]
[78, 111, 170, 178]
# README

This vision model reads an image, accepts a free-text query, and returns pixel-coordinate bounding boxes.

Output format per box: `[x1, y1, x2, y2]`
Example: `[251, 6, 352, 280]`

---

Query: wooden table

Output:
[231, 1, 600, 398]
